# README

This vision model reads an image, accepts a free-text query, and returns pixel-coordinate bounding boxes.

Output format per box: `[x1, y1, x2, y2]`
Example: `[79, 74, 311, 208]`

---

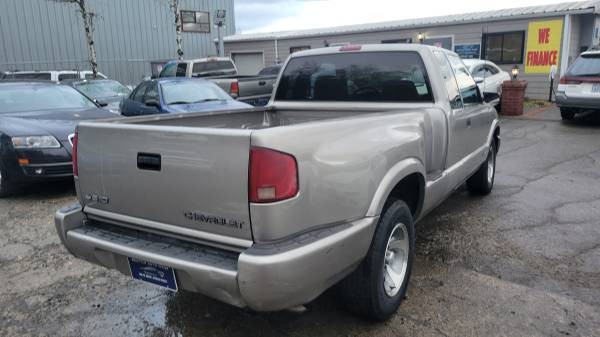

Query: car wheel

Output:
[0, 166, 15, 198]
[467, 140, 497, 196]
[560, 108, 575, 120]
[338, 199, 415, 321]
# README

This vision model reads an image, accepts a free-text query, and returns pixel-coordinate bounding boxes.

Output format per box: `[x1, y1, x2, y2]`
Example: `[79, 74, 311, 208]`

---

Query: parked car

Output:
[2, 70, 108, 82]
[120, 77, 252, 116]
[63, 79, 131, 114]
[159, 57, 278, 106]
[556, 47, 600, 120]
[462, 59, 510, 106]
[56, 44, 499, 320]
[0, 80, 115, 196]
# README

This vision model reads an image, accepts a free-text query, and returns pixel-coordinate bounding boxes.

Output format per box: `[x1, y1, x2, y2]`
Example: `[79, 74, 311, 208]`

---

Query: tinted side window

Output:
[176, 63, 187, 77]
[275, 51, 433, 102]
[144, 83, 159, 102]
[159, 63, 177, 78]
[131, 82, 150, 102]
[448, 55, 481, 105]
[433, 51, 462, 110]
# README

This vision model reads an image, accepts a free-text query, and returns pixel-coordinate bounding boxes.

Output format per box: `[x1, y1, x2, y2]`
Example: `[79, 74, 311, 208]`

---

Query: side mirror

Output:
[144, 99, 160, 108]
[94, 99, 108, 107]
[474, 77, 484, 84]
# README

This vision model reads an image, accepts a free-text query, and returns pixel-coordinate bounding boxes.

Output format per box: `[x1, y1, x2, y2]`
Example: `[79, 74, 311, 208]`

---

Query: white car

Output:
[463, 59, 510, 106]
[1, 70, 107, 82]
[556, 47, 600, 120]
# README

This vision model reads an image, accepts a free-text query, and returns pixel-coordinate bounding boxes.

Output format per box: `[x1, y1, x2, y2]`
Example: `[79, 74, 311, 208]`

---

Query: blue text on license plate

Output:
[593, 84, 600, 93]
[128, 257, 178, 291]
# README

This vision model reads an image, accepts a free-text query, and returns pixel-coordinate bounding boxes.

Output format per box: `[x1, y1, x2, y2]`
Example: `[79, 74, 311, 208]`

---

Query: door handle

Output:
[258, 81, 266, 86]
[137, 152, 161, 171]
[466, 118, 472, 127]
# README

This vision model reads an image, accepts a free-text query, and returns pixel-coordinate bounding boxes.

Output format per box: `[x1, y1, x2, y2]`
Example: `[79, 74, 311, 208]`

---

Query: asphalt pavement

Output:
[1, 106, 599, 337]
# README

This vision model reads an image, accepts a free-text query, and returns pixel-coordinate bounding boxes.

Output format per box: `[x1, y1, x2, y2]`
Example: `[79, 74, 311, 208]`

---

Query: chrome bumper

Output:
[55, 204, 377, 311]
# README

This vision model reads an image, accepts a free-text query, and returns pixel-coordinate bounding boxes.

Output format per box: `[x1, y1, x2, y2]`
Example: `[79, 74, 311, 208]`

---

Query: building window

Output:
[290, 46, 311, 54]
[180, 10, 210, 33]
[483, 31, 525, 64]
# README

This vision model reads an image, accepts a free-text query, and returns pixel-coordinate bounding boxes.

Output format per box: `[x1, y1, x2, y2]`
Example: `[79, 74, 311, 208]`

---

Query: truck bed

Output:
[112, 108, 374, 130]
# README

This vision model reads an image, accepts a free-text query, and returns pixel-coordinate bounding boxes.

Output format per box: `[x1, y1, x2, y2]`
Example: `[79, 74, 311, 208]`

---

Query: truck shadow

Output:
[4, 179, 75, 201]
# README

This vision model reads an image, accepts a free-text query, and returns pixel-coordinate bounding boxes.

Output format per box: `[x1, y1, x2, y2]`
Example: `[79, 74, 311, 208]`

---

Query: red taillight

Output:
[249, 147, 298, 203]
[72, 131, 78, 177]
[559, 76, 581, 85]
[230, 81, 239, 97]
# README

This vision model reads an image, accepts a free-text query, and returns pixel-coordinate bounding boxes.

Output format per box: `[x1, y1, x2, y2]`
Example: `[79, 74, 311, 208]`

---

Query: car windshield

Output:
[567, 54, 600, 76]
[0, 84, 97, 114]
[73, 80, 131, 99]
[275, 51, 433, 102]
[160, 80, 231, 105]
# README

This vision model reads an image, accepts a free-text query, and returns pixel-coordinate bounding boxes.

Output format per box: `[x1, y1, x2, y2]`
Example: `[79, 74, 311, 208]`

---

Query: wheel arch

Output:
[366, 158, 426, 219]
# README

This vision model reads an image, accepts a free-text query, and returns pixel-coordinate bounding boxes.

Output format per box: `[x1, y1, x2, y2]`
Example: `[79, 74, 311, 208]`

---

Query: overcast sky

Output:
[235, 0, 577, 34]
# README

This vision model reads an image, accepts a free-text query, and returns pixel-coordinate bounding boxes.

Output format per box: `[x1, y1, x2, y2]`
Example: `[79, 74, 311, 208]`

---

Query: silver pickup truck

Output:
[158, 57, 277, 106]
[56, 44, 500, 320]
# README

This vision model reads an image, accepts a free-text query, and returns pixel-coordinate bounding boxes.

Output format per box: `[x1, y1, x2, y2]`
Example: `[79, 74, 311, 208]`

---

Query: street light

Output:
[214, 10, 226, 57]
[511, 65, 520, 80]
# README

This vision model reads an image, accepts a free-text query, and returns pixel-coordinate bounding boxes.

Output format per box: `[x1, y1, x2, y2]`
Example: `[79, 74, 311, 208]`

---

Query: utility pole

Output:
[214, 10, 226, 57]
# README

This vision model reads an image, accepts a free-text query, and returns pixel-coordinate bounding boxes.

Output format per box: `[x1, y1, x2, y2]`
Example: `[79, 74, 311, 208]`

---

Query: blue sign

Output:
[455, 44, 481, 59]
[128, 257, 178, 291]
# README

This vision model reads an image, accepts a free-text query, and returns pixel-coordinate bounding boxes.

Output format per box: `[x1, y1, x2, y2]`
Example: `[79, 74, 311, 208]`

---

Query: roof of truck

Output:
[288, 43, 453, 58]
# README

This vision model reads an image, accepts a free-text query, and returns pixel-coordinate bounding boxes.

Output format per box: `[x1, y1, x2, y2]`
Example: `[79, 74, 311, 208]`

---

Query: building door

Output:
[232, 52, 264, 75]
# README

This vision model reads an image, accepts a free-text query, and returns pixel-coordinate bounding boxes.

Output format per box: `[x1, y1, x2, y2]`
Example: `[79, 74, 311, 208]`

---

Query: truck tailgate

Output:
[76, 123, 253, 242]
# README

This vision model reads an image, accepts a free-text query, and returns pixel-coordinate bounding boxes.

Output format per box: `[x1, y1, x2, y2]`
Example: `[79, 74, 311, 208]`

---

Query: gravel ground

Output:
[1, 107, 599, 337]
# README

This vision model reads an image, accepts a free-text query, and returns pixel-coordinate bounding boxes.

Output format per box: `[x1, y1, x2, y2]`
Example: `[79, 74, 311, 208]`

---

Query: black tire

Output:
[467, 141, 497, 196]
[0, 166, 14, 198]
[560, 108, 575, 120]
[338, 199, 415, 321]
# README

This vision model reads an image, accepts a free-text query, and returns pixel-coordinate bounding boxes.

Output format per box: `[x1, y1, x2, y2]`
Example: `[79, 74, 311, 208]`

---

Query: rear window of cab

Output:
[275, 51, 433, 103]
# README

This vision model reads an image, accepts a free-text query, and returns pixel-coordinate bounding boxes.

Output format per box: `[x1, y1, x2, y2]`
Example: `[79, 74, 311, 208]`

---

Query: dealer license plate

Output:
[592, 83, 600, 93]
[128, 257, 178, 291]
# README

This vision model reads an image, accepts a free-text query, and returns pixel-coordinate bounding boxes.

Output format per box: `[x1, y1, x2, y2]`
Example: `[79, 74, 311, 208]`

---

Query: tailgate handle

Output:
[258, 81, 266, 86]
[137, 153, 161, 171]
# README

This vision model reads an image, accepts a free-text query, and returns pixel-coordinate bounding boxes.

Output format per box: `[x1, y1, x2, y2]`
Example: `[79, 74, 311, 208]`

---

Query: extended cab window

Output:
[433, 51, 462, 110]
[447, 54, 482, 105]
[275, 51, 433, 102]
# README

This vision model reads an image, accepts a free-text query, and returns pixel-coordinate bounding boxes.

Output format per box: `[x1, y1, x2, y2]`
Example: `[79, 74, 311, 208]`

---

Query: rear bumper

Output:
[555, 93, 600, 110]
[55, 204, 377, 311]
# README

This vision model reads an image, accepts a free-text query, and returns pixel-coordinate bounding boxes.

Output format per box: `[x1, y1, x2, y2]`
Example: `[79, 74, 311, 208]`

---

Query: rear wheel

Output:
[560, 108, 575, 120]
[467, 140, 497, 196]
[338, 199, 415, 321]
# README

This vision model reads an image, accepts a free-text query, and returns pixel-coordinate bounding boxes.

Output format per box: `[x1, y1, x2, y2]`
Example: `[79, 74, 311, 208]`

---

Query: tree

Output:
[168, 0, 184, 60]
[52, 0, 99, 78]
